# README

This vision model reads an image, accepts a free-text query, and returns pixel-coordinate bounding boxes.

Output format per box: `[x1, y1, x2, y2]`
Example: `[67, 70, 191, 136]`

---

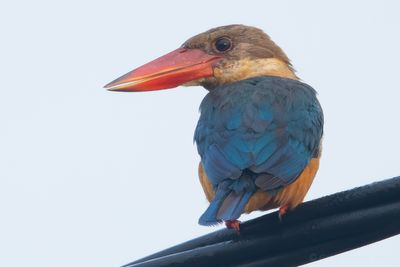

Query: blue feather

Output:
[198, 175, 257, 225]
[194, 76, 324, 223]
[216, 191, 254, 221]
[198, 181, 230, 226]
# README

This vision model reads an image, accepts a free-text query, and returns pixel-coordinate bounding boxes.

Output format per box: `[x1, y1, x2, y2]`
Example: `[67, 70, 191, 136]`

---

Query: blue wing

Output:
[194, 76, 323, 225]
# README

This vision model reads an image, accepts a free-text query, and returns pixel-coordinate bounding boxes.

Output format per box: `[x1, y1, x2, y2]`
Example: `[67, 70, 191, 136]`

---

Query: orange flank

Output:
[198, 157, 320, 217]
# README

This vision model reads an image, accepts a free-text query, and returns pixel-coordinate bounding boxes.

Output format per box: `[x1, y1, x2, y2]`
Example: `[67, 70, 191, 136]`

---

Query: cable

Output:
[123, 176, 400, 267]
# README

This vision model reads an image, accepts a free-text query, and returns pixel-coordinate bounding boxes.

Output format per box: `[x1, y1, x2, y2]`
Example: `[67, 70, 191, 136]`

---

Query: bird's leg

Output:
[225, 220, 241, 233]
[278, 205, 289, 221]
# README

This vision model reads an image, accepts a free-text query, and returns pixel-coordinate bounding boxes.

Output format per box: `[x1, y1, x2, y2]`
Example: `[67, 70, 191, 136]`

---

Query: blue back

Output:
[194, 76, 323, 225]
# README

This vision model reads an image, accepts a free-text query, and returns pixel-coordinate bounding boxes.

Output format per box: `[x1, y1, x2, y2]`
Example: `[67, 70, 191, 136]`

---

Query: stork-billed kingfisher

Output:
[105, 25, 323, 231]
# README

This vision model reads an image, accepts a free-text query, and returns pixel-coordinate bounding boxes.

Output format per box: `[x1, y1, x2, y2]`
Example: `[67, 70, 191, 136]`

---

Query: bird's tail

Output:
[198, 177, 256, 226]
[198, 184, 230, 226]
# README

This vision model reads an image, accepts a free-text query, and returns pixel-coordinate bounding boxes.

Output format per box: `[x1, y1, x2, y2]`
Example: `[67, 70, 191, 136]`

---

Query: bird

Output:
[104, 24, 324, 231]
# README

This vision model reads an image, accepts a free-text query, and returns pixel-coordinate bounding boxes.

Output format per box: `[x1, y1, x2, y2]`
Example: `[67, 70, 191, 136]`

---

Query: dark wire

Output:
[123, 176, 400, 267]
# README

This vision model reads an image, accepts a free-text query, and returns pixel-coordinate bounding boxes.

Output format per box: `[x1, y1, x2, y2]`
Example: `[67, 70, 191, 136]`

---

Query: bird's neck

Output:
[214, 58, 298, 86]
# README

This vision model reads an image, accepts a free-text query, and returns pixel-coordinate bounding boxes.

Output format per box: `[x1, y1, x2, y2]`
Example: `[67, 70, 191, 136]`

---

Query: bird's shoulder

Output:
[196, 76, 322, 136]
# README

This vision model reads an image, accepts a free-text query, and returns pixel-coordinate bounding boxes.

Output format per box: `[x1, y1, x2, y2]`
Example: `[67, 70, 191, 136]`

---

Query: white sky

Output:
[1, 0, 400, 266]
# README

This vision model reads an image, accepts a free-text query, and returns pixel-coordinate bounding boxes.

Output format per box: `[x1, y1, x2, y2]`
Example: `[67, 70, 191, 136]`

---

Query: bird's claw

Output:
[225, 220, 241, 233]
[278, 205, 289, 221]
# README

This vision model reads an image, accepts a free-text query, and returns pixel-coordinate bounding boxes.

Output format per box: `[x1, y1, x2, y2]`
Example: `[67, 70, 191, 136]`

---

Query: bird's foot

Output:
[278, 205, 289, 221]
[225, 220, 241, 233]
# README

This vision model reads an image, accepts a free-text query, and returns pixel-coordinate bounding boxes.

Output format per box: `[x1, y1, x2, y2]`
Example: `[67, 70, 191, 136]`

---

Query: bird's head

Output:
[104, 24, 296, 92]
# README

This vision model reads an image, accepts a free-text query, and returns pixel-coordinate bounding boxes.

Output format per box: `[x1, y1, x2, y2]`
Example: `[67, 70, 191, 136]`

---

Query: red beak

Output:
[104, 48, 222, 92]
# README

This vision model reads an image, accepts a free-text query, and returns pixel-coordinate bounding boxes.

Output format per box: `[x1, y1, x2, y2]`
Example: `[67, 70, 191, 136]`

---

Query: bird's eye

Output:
[214, 37, 232, 52]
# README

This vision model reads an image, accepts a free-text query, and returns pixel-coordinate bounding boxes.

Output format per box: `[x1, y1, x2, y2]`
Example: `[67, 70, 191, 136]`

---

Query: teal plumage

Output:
[195, 76, 323, 225]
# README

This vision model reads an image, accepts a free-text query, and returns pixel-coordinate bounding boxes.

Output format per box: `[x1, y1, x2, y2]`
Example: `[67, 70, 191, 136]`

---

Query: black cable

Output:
[123, 176, 400, 267]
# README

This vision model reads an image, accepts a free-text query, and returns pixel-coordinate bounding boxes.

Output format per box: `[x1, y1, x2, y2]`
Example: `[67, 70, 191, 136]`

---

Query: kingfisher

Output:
[105, 25, 323, 231]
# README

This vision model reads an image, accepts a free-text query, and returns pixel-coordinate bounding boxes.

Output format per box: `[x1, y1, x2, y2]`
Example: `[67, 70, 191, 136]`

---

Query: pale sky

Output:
[1, 1, 400, 266]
